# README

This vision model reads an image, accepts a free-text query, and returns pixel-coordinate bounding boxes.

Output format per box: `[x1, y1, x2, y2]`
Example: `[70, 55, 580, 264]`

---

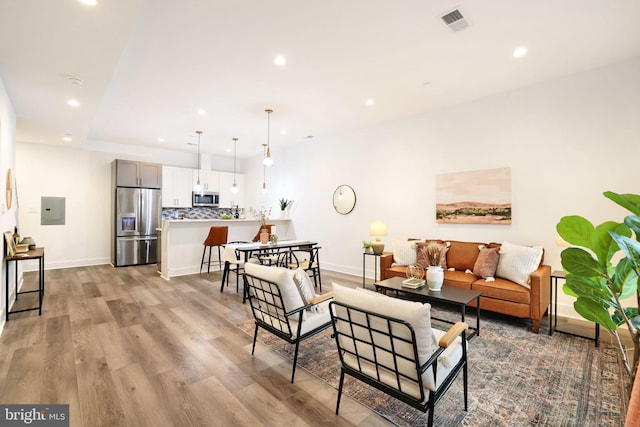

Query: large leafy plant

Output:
[557, 191, 640, 381]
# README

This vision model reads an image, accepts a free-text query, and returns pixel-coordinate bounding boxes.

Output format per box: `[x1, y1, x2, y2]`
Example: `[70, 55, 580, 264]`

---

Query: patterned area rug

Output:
[238, 308, 628, 426]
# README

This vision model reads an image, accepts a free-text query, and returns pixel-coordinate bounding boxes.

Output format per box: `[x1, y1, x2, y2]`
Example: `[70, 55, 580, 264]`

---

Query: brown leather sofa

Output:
[379, 240, 551, 333]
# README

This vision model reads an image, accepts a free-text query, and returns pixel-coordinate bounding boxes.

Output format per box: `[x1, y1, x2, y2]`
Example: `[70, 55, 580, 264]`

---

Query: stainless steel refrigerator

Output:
[114, 187, 161, 266]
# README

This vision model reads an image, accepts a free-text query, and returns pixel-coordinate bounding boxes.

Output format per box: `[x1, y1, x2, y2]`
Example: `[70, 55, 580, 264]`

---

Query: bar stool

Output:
[200, 226, 228, 274]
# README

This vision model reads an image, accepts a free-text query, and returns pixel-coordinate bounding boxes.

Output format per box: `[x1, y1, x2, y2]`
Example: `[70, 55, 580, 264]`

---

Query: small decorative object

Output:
[369, 221, 387, 255]
[270, 234, 278, 244]
[260, 229, 269, 244]
[4, 230, 16, 256]
[403, 265, 426, 288]
[421, 242, 445, 291]
[20, 237, 36, 250]
[249, 206, 272, 227]
[426, 266, 444, 291]
[362, 241, 373, 254]
[279, 198, 293, 219]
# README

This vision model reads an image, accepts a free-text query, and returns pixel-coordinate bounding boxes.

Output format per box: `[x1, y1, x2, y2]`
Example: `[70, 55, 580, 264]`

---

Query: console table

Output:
[5, 247, 45, 321]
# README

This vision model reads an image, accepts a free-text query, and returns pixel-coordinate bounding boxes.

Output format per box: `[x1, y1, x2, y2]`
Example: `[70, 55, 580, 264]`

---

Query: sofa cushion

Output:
[495, 241, 543, 288]
[293, 267, 316, 305]
[446, 241, 485, 271]
[473, 246, 500, 279]
[245, 262, 304, 312]
[443, 270, 476, 290]
[471, 277, 531, 304]
[392, 239, 417, 266]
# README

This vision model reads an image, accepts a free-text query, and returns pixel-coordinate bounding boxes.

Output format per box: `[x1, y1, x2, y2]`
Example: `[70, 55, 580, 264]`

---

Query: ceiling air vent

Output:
[440, 9, 469, 32]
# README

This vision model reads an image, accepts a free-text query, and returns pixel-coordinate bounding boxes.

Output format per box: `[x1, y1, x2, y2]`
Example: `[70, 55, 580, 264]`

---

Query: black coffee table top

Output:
[374, 276, 482, 305]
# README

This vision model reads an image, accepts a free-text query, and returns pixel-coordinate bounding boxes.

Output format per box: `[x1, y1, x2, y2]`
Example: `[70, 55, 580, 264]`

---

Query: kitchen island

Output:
[159, 218, 293, 279]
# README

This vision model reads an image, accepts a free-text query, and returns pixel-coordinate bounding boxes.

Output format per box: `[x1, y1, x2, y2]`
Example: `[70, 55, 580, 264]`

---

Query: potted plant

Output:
[279, 198, 293, 219]
[421, 242, 444, 291]
[362, 241, 373, 254]
[556, 191, 640, 386]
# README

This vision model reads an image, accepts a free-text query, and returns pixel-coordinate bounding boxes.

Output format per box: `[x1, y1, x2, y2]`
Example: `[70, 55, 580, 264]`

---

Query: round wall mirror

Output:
[333, 185, 356, 215]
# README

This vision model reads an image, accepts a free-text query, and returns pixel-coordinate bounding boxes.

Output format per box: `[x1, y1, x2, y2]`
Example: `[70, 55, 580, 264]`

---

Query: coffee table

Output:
[374, 276, 482, 338]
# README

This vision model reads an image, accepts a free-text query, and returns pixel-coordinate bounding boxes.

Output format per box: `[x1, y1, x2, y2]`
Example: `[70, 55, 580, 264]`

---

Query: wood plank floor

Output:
[0, 264, 392, 427]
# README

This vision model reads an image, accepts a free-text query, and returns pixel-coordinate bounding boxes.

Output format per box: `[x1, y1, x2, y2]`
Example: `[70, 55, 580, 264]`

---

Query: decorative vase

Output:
[259, 229, 269, 244]
[426, 266, 444, 291]
[280, 210, 286, 219]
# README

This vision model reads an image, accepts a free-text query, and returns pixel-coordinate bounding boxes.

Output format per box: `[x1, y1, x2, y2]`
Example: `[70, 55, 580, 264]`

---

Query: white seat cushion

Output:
[245, 262, 304, 312]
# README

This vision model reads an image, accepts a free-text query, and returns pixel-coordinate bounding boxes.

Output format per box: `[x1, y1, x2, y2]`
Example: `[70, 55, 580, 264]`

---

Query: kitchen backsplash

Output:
[162, 207, 244, 220]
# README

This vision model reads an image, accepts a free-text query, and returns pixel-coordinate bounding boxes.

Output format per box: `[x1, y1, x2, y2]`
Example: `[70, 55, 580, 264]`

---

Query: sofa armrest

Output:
[379, 252, 395, 280]
[309, 292, 333, 305]
[529, 264, 551, 322]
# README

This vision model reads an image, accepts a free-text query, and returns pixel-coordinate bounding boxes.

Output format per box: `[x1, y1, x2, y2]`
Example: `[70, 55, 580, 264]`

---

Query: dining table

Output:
[220, 240, 320, 301]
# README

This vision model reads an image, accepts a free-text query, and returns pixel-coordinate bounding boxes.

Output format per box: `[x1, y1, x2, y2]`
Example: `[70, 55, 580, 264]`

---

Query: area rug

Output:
[238, 308, 628, 426]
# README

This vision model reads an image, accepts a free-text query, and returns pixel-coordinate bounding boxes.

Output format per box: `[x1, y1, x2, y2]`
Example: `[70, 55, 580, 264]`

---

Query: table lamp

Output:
[370, 221, 387, 255]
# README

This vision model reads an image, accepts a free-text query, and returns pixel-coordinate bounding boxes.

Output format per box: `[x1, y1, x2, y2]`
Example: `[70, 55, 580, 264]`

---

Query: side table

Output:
[362, 252, 381, 288]
[550, 270, 599, 346]
[5, 247, 45, 321]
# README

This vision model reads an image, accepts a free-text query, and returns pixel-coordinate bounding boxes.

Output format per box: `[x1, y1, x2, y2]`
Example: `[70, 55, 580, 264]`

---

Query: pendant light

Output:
[261, 143, 268, 194]
[231, 137, 239, 194]
[263, 109, 274, 167]
[193, 130, 203, 194]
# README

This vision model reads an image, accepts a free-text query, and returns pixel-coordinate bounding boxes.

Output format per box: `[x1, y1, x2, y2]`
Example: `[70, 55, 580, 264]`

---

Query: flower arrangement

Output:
[421, 241, 443, 267]
[249, 206, 272, 227]
[279, 198, 293, 211]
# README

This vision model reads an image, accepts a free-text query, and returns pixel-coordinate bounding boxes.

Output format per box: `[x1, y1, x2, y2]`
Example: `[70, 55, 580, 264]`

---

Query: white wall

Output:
[244, 57, 640, 318]
[0, 77, 18, 326]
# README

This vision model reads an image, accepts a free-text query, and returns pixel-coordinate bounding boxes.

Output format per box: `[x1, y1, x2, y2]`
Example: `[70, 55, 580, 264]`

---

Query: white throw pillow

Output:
[293, 267, 316, 305]
[244, 262, 304, 311]
[495, 241, 543, 288]
[392, 239, 417, 266]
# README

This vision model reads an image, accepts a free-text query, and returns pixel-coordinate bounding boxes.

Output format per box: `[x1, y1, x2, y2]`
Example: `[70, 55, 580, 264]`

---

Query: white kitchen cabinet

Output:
[162, 166, 193, 207]
[192, 170, 219, 192]
[219, 172, 245, 209]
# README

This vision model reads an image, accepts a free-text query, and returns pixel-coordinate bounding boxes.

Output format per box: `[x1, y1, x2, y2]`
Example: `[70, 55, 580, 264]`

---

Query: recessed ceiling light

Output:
[197, 108, 206, 115]
[67, 99, 80, 107]
[274, 55, 286, 66]
[79, 0, 97, 5]
[63, 134, 72, 142]
[158, 137, 165, 142]
[67, 76, 83, 86]
[304, 135, 314, 139]
[280, 130, 287, 135]
[366, 99, 374, 106]
[513, 47, 527, 58]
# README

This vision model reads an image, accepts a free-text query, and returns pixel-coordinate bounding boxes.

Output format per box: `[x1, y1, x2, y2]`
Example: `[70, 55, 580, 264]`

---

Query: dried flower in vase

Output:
[249, 206, 272, 227]
[421, 241, 443, 267]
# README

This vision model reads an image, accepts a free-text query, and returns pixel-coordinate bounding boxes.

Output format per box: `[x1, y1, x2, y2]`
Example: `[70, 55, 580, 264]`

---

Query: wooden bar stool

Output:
[200, 226, 228, 274]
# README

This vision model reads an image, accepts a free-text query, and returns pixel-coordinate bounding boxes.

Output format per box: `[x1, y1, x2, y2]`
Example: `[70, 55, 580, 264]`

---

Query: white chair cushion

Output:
[293, 268, 316, 305]
[245, 262, 304, 312]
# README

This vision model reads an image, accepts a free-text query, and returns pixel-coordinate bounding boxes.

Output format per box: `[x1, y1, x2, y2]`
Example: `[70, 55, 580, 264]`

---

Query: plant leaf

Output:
[564, 274, 615, 306]
[624, 215, 640, 239]
[574, 297, 617, 331]
[609, 232, 640, 277]
[561, 247, 607, 278]
[592, 221, 620, 266]
[631, 314, 640, 332]
[604, 191, 640, 216]
[612, 258, 639, 299]
[557, 216, 594, 250]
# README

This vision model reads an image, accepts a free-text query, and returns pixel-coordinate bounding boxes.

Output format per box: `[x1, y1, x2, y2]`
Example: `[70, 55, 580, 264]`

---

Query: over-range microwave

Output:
[192, 191, 219, 207]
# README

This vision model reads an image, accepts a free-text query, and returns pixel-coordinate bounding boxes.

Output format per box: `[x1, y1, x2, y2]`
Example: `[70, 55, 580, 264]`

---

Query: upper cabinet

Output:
[114, 159, 162, 189]
[162, 166, 193, 208]
[219, 172, 245, 209]
[192, 170, 219, 192]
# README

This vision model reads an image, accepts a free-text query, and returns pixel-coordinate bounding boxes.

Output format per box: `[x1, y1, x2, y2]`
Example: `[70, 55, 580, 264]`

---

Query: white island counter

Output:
[159, 218, 293, 279]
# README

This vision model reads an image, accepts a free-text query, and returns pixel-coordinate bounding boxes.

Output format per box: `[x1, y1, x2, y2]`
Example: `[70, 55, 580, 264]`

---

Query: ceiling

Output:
[1, 0, 639, 159]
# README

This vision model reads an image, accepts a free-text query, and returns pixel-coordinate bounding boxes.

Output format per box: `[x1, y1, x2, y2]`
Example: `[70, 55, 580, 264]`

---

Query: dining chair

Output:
[283, 246, 322, 291]
[220, 241, 251, 299]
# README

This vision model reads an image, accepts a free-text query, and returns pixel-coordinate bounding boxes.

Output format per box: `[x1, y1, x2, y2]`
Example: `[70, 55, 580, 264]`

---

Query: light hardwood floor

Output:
[0, 264, 392, 427]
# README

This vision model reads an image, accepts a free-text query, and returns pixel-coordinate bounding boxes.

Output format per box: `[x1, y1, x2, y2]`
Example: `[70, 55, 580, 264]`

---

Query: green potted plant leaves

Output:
[362, 241, 373, 254]
[279, 198, 293, 219]
[556, 191, 640, 384]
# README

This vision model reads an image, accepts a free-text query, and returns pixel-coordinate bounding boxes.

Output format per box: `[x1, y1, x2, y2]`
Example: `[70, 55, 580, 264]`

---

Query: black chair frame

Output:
[329, 300, 468, 426]
[244, 272, 332, 383]
[278, 246, 322, 291]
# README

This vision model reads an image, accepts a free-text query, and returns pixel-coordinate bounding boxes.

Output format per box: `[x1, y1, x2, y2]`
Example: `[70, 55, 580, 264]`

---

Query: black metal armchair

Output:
[243, 262, 333, 383]
[329, 284, 469, 426]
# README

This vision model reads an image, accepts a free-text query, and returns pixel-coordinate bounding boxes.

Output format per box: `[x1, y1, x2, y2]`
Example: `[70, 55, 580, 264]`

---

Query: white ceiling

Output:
[1, 0, 639, 159]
